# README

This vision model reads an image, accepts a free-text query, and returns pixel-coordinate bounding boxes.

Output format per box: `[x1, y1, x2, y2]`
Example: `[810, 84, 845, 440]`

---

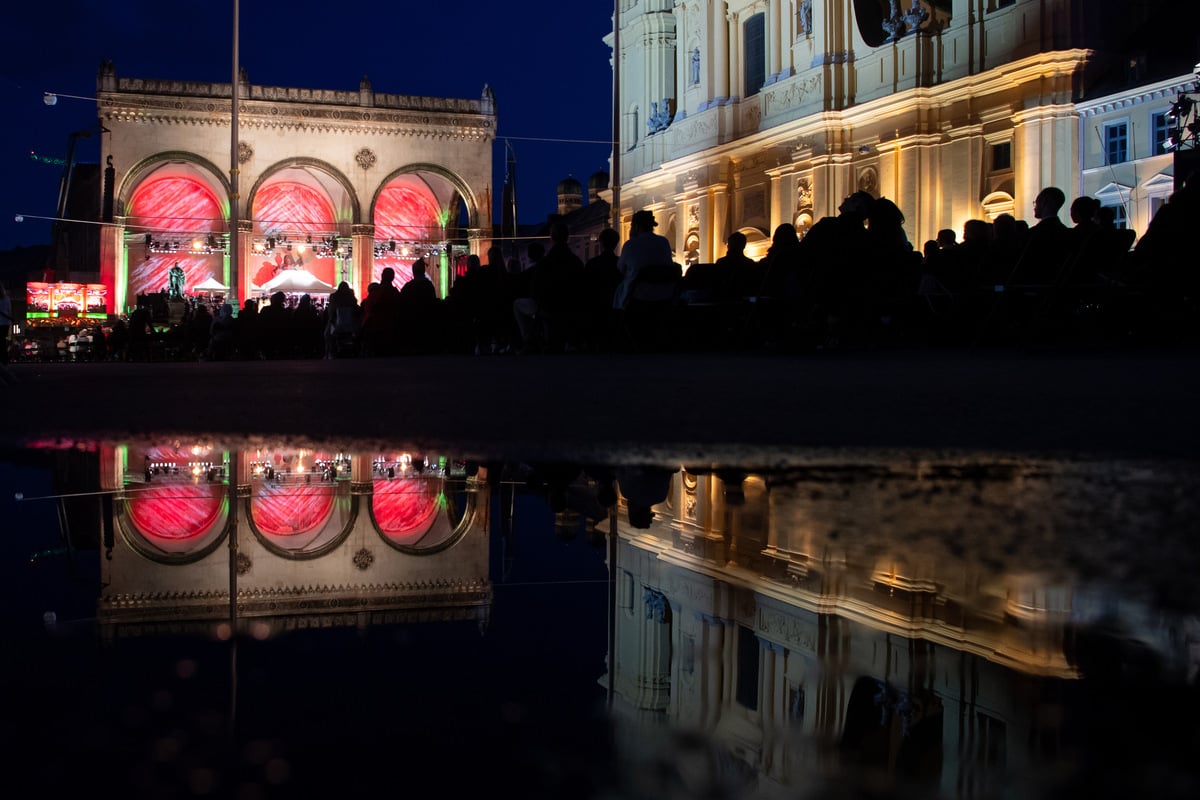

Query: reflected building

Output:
[96, 442, 491, 638]
[603, 458, 1196, 795]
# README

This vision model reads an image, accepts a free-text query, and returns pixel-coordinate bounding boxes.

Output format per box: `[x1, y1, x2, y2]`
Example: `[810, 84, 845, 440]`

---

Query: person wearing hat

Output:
[613, 209, 674, 310]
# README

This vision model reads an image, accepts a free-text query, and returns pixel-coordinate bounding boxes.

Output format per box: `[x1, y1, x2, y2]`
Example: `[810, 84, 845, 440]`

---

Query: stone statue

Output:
[167, 262, 185, 301]
[646, 98, 674, 134]
[882, 0, 929, 43]
[799, 0, 813, 36]
[690, 47, 701, 86]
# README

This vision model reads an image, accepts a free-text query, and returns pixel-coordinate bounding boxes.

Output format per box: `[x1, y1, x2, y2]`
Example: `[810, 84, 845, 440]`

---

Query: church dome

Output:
[557, 175, 583, 215]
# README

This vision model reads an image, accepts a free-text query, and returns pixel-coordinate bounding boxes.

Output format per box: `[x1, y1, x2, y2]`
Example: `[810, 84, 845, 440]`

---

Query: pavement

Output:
[2, 348, 1199, 464]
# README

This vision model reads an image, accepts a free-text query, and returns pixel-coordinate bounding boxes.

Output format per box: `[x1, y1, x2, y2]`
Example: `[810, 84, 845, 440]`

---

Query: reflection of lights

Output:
[192, 465, 202, 477]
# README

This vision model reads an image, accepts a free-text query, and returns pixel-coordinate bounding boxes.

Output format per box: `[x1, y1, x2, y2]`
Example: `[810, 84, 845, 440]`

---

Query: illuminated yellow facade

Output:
[608, 1, 1094, 260]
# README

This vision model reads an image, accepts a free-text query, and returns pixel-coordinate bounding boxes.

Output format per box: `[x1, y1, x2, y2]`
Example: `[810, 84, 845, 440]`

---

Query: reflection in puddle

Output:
[6, 439, 1200, 797]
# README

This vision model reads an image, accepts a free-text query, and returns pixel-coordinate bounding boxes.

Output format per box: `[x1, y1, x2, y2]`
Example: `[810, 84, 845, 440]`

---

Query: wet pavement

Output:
[3, 348, 1200, 461]
[2, 350, 1199, 798]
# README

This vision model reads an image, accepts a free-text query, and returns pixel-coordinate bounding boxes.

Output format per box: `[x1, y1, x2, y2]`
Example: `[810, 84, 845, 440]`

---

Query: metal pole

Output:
[229, 0, 241, 311]
[611, 0, 621, 232]
[607, 506, 618, 713]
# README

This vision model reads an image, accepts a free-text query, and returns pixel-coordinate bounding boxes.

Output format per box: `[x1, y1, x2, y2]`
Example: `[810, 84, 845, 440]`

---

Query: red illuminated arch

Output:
[250, 483, 336, 536]
[127, 176, 226, 299]
[127, 484, 225, 541]
[371, 477, 441, 545]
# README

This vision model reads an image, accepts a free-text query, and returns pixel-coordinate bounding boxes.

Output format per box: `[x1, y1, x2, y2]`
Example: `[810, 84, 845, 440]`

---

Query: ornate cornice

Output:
[99, 91, 495, 142]
[99, 578, 493, 621]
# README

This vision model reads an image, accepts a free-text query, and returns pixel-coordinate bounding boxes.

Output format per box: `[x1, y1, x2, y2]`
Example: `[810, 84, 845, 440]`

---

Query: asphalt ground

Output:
[2, 348, 1199, 464]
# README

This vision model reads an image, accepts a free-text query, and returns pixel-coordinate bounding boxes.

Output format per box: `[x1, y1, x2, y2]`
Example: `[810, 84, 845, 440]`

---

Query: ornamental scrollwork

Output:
[353, 547, 375, 570]
[355, 147, 377, 171]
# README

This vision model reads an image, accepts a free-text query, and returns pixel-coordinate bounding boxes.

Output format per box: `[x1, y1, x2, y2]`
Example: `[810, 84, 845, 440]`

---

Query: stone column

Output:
[698, 613, 727, 729]
[769, 0, 783, 81]
[712, 2, 730, 103]
[234, 219, 252, 310]
[352, 223, 375, 298]
[769, 172, 784, 234]
[727, 6, 741, 100]
[100, 217, 124, 315]
[709, 183, 729, 260]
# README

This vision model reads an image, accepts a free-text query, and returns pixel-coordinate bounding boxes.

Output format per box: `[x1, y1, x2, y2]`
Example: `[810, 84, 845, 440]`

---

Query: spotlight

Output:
[43, 93, 57, 106]
[14, 215, 22, 223]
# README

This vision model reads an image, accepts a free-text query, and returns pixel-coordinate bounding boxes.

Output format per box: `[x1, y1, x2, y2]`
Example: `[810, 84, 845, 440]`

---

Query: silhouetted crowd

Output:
[23, 173, 1199, 364]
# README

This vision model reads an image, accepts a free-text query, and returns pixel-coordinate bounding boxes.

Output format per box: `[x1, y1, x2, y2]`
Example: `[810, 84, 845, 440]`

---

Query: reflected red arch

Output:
[372, 478, 439, 543]
[127, 484, 225, 541]
[250, 483, 336, 535]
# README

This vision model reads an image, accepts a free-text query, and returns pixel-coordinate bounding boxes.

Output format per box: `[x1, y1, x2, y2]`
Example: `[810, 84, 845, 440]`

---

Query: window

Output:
[735, 625, 759, 710]
[1150, 195, 1168, 219]
[991, 141, 1012, 171]
[1152, 111, 1172, 156]
[976, 712, 1007, 768]
[744, 13, 766, 98]
[1105, 122, 1129, 165]
[1104, 202, 1128, 229]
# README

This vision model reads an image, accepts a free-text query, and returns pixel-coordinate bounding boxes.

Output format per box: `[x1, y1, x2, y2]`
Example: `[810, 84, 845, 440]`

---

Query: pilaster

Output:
[352, 224, 375, 296]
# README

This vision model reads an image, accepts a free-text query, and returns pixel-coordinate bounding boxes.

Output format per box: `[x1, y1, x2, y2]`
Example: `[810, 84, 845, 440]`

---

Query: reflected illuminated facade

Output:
[97, 443, 491, 637]
[96, 64, 496, 313]
[604, 459, 1189, 795]
[607, 1, 1191, 260]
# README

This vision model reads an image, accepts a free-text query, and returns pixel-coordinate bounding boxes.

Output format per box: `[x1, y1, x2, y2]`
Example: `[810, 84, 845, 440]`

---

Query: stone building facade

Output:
[607, 1, 1194, 261]
[95, 63, 495, 313]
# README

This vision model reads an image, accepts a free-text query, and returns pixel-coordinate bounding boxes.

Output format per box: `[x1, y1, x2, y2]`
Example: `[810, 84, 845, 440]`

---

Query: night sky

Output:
[0, 1, 616, 252]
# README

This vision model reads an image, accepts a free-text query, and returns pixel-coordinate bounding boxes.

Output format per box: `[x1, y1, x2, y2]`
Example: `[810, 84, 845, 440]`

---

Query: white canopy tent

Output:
[192, 276, 230, 293]
[259, 269, 335, 294]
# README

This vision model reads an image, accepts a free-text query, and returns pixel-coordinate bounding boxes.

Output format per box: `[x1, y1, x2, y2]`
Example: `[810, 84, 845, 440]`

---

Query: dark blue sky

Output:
[0, 1, 615, 251]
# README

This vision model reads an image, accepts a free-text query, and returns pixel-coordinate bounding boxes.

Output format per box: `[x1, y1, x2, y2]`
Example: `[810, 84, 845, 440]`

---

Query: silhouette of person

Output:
[613, 209, 673, 310]
[257, 291, 291, 358]
[1010, 186, 1072, 286]
[324, 281, 360, 357]
[398, 258, 438, 351]
[207, 303, 235, 360]
[799, 190, 875, 341]
[529, 219, 585, 352]
[360, 267, 402, 356]
[714, 231, 760, 301]
[235, 298, 260, 359]
[510, 242, 545, 352]
[616, 465, 675, 529]
[292, 293, 323, 357]
[581, 228, 622, 349]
